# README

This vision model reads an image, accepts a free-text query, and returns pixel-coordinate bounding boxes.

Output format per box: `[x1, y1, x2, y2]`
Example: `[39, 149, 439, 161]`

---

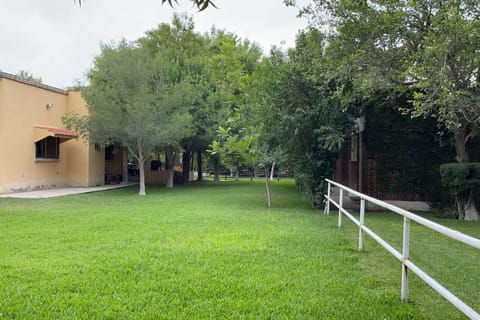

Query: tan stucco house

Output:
[0, 71, 128, 194]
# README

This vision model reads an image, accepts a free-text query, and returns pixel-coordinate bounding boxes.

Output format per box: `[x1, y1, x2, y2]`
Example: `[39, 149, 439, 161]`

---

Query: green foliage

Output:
[298, 0, 480, 139]
[296, 0, 480, 218]
[206, 30, 263, 175]
[364, 91, 455, 204]
[140, 15, 226, 183]
[209, 125, 255, 175]
[440, 163, 480, 194]
[65, 26, 198, 194]
[141, 19, 264, 181]
[258, 29, 354, 204]
[81, 41, 181, 153]
[242, 49, 290, 175]
[439, 162, 480, 219]
[92, 42, 194, 148]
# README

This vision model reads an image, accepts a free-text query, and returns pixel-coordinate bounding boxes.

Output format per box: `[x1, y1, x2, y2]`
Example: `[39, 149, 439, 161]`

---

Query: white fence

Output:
[324, 179, 480, 320]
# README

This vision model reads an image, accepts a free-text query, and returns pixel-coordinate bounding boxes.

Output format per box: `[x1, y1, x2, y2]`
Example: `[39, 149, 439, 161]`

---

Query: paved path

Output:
[0, 183, 137, 199]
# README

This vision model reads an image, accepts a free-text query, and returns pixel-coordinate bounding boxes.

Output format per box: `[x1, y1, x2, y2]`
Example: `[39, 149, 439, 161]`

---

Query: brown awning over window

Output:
[34, 125, 77, 142]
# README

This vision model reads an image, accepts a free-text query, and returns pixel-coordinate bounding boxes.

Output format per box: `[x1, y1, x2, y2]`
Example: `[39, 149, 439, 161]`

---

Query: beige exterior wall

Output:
[0, 75, 107, 193]
[1, 78, 68, 192]
[65, 90, 105, 187]
[63, 90, 90, 186]
[88, 143, 105, 186]
[0, 73, 168, 192]
[0, 80, 4, 190]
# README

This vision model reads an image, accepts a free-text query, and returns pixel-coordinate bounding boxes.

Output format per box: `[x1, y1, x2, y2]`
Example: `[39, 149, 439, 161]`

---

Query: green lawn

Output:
[0, 179, 478, 319]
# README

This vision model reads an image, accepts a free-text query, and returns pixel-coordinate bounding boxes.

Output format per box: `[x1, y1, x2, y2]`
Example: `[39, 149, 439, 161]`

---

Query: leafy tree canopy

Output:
[293, 0, 480, 161]
[64, 40, 194, 195]
[290, 0, 480, 219]
[251, 28, 354, 205]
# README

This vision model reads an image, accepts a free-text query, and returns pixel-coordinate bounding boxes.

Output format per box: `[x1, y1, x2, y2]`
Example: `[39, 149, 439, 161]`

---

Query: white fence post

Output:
[338, 189, 343, 228]
[359, 198, 365, 251]
[325, 182, 331, 215]
[324, 178, 480, 318]
[401, 216, 410, 301]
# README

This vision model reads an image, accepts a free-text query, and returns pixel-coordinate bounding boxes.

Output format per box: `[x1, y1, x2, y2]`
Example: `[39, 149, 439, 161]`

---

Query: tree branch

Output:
[465, 122, 480, 144]
[75, 0, 217, 11]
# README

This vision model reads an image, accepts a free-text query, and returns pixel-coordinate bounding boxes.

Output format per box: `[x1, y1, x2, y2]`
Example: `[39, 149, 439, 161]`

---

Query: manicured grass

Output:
[336, 209, 480, 320]
[0, 179, 478, 319]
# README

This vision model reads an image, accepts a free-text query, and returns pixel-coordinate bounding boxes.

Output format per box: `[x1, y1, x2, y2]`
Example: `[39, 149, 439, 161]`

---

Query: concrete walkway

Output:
[0, 183, 137, 199]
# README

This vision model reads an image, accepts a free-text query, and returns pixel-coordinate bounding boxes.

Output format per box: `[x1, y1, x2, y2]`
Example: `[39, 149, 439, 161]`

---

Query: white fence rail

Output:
[324, 179, 480, 320]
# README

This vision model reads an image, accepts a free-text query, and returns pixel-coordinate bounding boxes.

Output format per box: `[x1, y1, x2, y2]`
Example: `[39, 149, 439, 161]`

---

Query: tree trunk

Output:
[269, 161, 276, 181]
[213, 156, 220, 183]
[189, 153, 194, 182]
[453, 127, 479, 220]
[166, 147, 176, 189]
[453, 127, 469, 163]
[164, 150, 170, 174]
[136, 142, 146, 196]
[182, 150, 191, 185]
[167, 167, 174, 188]
[197, 151, 203, 182]
[464, 191, 479, 221]
[235, 162, 239, 180]
[265, 168, 271, 208]
[122, 148, 129, 183]
[138, 158, 146, 196]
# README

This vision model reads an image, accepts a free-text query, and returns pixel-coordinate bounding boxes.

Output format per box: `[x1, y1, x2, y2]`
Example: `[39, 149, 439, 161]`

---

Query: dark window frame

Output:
[35, 136, 60, 160]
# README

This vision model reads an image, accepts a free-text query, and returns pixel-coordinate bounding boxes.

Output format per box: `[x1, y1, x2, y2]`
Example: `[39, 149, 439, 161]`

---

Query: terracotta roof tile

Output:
[34, 125, 77, 138]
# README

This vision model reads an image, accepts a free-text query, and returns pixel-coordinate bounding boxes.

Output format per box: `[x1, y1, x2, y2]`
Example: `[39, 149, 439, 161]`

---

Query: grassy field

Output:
[0, 179, 478, 319]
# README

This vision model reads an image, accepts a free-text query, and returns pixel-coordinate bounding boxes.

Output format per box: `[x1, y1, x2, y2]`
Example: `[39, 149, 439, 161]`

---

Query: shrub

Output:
[439, 162, 480, 193]
[439, 162, 480, 219]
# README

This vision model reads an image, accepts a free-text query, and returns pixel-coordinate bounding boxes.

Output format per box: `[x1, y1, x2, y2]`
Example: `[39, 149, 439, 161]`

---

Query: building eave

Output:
[0, 71, 68, 95]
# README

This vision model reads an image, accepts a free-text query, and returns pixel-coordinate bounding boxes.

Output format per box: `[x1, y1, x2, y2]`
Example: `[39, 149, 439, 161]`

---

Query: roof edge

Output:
[0, 71, 68, 95]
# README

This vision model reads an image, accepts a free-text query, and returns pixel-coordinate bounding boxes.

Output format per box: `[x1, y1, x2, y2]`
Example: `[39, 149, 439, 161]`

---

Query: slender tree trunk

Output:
[138, 158, 146, 196]
[190, 153, 194, 178]
[164, 150, 169, 171]
[182, 150, 191, 185]
[235, 162, 239, 180]
[166, 147, 176, 189]
[269, 161, 276, 181]
[197, 151, 203, 182]
[122, 148, 129, 183]
[167, 168, 174, 188]
[213, 156, 220, 183]
[265, 168, 271, 208]
[136, 141, 146, 196]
